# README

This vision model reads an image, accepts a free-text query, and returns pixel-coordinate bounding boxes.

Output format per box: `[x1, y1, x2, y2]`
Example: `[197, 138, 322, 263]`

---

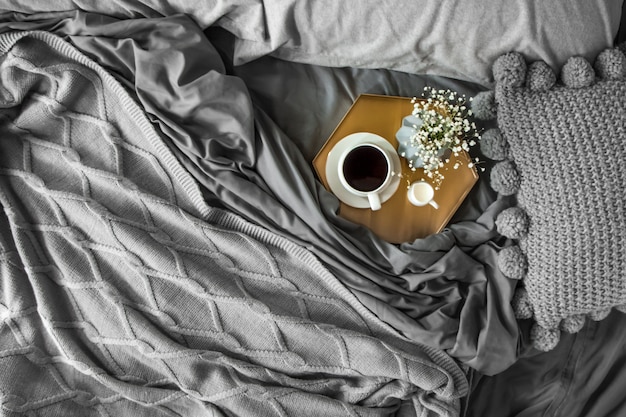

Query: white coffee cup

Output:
[337, 143, 392, 211]
[407, 181, 439, 209]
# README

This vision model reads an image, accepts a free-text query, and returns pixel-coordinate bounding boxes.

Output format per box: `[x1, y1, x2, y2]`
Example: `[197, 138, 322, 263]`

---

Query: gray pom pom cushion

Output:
[473, 47, 626, 351]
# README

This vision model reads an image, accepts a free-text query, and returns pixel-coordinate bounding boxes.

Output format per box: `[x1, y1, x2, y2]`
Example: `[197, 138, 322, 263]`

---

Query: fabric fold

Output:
[0, 11, 521, 375]
[0, 30, 469, 417]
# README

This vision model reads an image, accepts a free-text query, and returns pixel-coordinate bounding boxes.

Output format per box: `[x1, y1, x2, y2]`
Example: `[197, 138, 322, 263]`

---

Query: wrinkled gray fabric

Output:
[0, 11, 519, 375]
[1, 5, 626, 417]
[465, 312, 626, 417]
[0, 30, 468, 417]
[0, 0, 621, 85]
[0, 1, 620, 375]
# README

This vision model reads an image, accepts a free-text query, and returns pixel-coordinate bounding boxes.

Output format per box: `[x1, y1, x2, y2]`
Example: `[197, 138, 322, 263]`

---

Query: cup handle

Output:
[429, 199, 439, 210]
[367, 192, 382, 211]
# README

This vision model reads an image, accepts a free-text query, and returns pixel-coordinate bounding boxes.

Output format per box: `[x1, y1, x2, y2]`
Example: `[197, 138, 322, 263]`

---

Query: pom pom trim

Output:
[512, 287, 533, 319]
[526, 60, 556, 91]
[531, 323, 560, 352]
[490, 160, 520, 196]
[497, 245, 528, 280]
[493, 52, 527, 87]
[561, 56, 595, 89]
[480, 128, 509, 161]
[495, 207, 530, 240]
[471, 90, 497, 120]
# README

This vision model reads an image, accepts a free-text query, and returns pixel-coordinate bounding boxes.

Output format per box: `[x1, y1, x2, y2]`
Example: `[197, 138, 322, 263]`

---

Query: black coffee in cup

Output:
[342, 145, 389, 192]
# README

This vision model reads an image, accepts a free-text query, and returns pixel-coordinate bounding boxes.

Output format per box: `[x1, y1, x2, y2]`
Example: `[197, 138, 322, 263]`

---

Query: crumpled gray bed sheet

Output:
[0, 11, 519, 376]
[2, 8, 626, 417]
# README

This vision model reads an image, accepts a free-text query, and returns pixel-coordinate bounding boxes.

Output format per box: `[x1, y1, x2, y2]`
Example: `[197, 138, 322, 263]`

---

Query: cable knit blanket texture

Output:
[0, 32, 466, 416]
[474, 46, 626, 351]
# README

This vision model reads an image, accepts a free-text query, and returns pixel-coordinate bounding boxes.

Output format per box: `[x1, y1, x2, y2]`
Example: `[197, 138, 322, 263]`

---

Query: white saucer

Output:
[325, 132, 401, 209]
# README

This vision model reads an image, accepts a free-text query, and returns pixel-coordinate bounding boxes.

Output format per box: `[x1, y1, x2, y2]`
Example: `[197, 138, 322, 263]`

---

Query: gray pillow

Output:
[474, 47, 626, 351]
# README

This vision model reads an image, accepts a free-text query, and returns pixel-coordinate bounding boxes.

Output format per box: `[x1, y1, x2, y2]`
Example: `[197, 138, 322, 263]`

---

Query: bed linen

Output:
[0, 29, 467, 417]
[0, 0, 620, 86]
[465, 311, 626, 417]
[0, 2, 624, 417]
[0, 10, 520, 376]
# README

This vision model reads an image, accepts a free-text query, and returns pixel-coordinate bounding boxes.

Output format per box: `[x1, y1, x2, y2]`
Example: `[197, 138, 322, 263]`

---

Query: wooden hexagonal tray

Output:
[313, 94, 478, 243]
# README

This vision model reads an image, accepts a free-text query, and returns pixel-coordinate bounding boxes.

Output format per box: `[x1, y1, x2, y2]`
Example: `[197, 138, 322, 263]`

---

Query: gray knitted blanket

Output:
[0, 32, 466, 416]
[474, 47, 626, 351]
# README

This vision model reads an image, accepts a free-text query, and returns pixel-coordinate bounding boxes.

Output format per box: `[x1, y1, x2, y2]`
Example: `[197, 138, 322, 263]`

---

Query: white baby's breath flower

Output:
[407, 86, 482, 184]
